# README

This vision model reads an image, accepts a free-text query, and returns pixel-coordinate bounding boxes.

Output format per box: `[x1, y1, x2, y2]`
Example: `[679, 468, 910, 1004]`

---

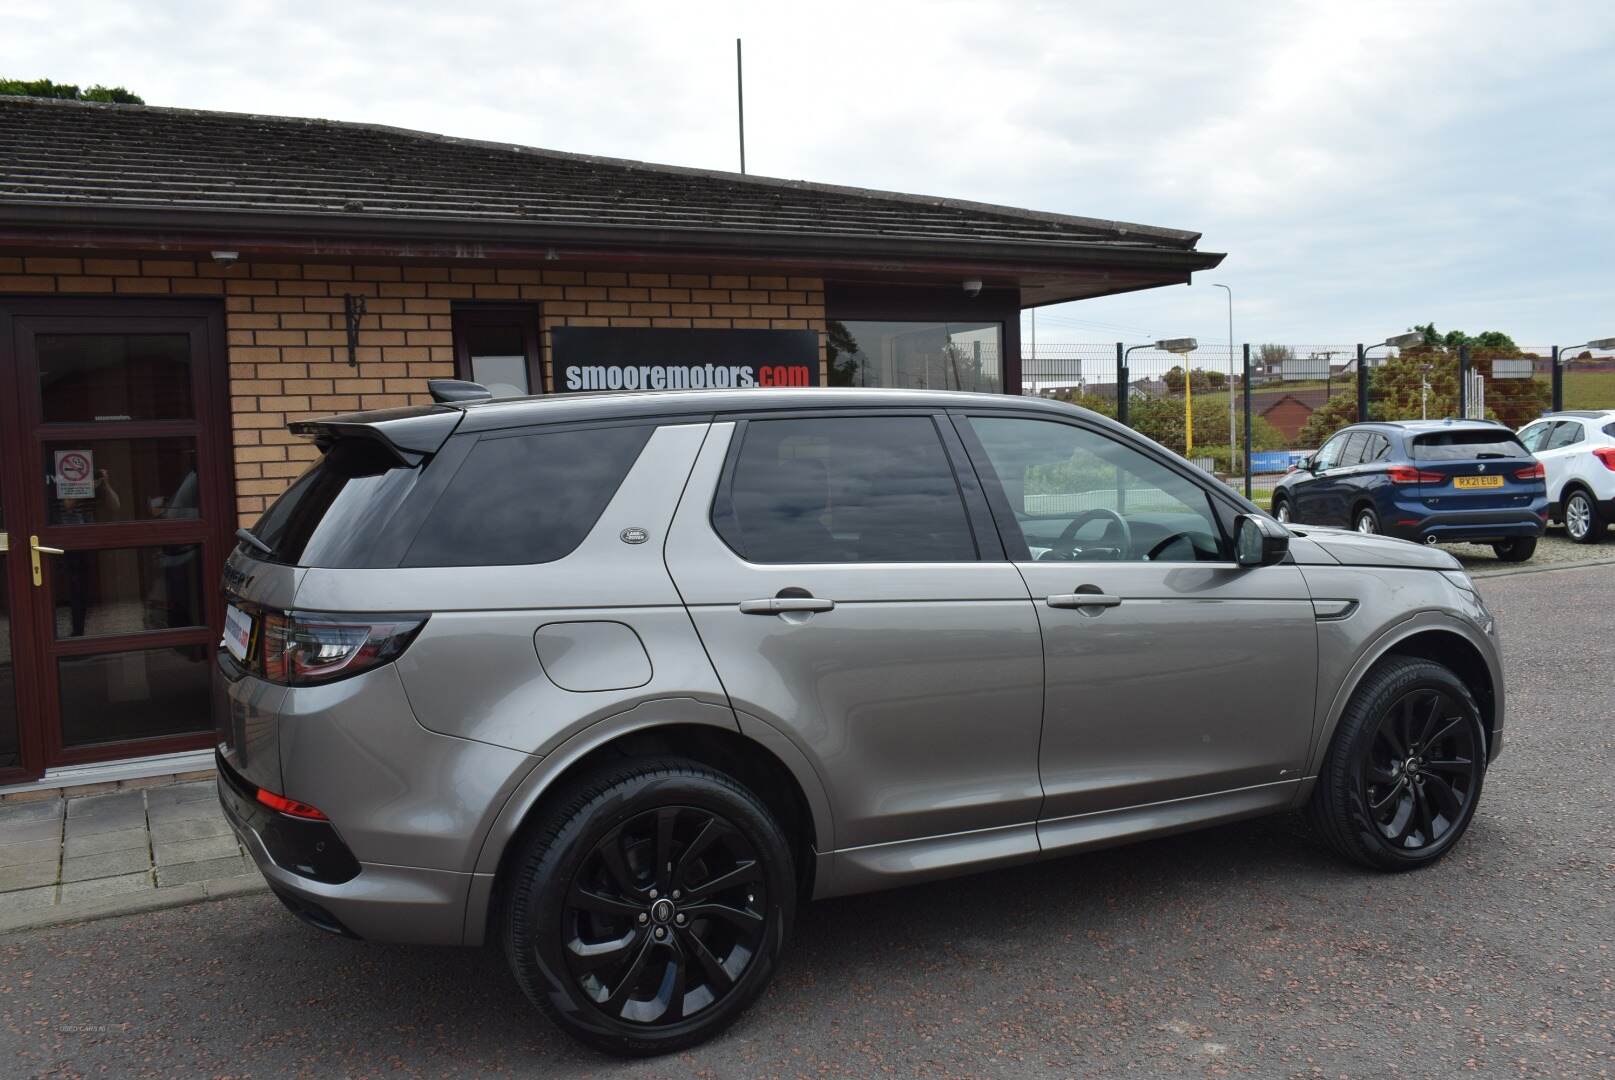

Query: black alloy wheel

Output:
[562, 805, 768, 1026]
[1361, 688, 1483, 852]
[503, 759, 794, 1056]
[1309, 655, 1487, 870]
[1491, 536, 1537, 562]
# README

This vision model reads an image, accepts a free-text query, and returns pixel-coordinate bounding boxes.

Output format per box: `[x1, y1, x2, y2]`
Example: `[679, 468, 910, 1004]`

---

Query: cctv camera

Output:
[962, 279, 983, 298]
[210, 251, 239, 267]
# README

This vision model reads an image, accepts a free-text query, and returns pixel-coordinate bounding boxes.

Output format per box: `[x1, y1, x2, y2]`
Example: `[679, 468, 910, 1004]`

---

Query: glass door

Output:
[5, 302, 230, 772]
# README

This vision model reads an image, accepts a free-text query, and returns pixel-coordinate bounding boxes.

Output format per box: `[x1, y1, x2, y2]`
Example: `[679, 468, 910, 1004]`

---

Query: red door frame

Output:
[0, 297, 234, 783]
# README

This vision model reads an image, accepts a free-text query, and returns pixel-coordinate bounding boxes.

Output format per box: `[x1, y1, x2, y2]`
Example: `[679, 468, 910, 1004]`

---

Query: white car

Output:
[1517, 410, 1615, 543]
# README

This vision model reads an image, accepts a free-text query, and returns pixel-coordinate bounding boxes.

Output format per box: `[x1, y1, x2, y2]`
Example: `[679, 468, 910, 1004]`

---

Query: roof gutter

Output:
[0, 203, 1225, 274]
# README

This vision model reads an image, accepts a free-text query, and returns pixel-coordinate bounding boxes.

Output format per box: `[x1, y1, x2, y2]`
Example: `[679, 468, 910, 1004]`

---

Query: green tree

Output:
[0, 77, 143, 103]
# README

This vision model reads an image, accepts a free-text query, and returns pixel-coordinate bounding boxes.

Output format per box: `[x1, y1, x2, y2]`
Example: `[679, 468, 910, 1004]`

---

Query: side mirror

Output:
[1235, 513, 1290, 568]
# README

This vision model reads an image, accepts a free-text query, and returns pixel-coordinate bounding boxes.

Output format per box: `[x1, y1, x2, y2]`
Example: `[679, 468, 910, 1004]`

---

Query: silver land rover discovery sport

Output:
[216, 384, 1503, 1056]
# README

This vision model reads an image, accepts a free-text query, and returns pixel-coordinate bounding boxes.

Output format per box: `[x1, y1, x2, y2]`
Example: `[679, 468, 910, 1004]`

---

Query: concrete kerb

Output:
[0, 872, 268, 936]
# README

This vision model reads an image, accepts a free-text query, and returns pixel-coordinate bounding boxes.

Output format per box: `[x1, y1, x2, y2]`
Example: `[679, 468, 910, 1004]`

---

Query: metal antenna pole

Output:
[736, 39, 746, 174]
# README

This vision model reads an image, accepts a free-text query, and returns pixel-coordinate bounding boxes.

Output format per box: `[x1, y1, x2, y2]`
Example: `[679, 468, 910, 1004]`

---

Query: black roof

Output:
[0, 97, 1221, 279]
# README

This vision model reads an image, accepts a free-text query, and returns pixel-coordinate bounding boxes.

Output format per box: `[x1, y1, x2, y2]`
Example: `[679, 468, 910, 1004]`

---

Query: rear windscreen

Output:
[247, 440, 420, 566]
[1410, 430, 1528, 460]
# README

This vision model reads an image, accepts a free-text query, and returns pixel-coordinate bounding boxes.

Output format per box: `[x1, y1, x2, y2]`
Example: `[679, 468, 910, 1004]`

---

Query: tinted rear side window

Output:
[403, 424, 653, 566]
[249, 440, 419, 567]
[714, 416, 976, 563]
[1410, 430, 1529, 460]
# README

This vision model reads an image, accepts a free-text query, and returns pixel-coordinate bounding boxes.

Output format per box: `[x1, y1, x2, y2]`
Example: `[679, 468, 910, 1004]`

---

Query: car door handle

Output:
[1046, 593, 1121, 609]
[739, 597, 836, 615]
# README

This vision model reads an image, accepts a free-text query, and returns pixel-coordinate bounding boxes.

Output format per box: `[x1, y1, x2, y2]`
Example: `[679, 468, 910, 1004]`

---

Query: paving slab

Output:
[2, 885, 58, 912]
[0, 861, 59, 892]
[154, 833, 242, 866]
[145, 780, 216, 809]
[156, 854, 248, 888]
[0, 837, 62, 867]
[145, 797, 223, 825]
[0, 816, 65, 845]
[63, 826, 150, 859]
[0, 799, 65, 825]
[64, 791, 144, 821]
[61, 848, 151, 884]
[62, 798, 147, 836]
[150, 814, 233, 845]
[58, 870, 153, 904]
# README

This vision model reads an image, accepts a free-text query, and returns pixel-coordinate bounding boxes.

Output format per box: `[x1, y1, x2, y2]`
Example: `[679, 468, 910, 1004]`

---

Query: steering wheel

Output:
[1143, 531, 1199, 562]
[1035, 508, 1131, 561]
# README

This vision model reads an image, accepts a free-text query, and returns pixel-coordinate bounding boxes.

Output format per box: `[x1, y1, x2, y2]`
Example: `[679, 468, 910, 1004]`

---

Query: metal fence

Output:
[1023, 342, 1615, 504]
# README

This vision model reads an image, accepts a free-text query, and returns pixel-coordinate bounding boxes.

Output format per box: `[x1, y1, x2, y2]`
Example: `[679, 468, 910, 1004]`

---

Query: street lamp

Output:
[1209, 283, 1235, 470]
[1357, 332, 1424, 420]
[1157, 338, 1200, 455]
[1554, 337, 1615, 411]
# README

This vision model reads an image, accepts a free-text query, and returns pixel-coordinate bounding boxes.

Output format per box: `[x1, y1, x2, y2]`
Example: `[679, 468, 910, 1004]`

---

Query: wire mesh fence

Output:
[1023, 343, 1615, 505]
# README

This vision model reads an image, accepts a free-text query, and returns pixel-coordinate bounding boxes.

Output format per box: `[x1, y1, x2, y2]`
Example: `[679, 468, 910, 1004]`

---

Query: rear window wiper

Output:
[235, 528, 274, 557]
[1473, 452, 1510, 459]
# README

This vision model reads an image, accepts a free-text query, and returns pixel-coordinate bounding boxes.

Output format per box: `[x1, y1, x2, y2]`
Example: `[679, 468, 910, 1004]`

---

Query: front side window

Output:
[965, 416, 1226, 563]
[826, 320, 1002, 394]
[714, 416, 976, 564]
[1313, 432, 1349, 470]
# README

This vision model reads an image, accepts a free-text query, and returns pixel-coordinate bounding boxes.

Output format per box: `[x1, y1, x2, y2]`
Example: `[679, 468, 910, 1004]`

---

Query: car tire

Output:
[501, 757, 796, 1057]
[1272, 496, 1292, 524]
[1354, 506, 1379, 535]
[1563, 488, 1603, 544]
[1491, 536, 1537, 562]
[1307, 655, 1487, 872]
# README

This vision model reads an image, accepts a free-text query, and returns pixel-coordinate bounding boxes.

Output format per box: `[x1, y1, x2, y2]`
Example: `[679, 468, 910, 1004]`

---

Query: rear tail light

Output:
[1513, 462, 1546, 481]
[255, 787, 329, 820]
[257, 610, 427, 686]
[1387, 465, 1445, 484]
[1594, 447, 1615, 472]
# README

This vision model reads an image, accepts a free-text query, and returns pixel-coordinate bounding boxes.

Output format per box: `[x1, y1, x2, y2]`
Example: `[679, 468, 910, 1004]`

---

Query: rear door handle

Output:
[739, 597, 836, 615]
[1046, 593, 1121, 609]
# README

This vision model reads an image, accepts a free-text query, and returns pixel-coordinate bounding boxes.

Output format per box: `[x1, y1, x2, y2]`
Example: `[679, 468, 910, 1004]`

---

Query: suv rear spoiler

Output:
[287, 405, 464, 466]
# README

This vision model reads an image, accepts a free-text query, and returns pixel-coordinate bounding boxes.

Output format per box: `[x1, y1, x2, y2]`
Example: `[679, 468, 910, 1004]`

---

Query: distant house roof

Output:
[0, 97, 1223, 302]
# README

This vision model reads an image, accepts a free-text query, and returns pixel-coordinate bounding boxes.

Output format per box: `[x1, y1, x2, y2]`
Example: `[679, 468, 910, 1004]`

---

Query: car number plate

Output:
[1453, 475, 1504, 489]
[223, 603, 253, 662]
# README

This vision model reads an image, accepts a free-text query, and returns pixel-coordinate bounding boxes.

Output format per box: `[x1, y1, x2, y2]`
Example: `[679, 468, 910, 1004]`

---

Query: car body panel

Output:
[1017, 560, 1318, 819]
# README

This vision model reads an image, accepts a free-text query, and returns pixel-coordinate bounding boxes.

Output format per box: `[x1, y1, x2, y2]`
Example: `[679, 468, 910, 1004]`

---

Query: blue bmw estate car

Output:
[1271, 419, 1548, 561]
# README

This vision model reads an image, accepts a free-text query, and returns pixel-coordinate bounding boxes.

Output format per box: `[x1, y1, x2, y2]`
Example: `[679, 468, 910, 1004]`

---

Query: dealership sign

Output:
[551, 327, 819, 393]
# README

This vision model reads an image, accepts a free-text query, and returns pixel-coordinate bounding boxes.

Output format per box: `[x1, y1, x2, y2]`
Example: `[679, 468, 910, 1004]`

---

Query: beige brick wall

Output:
[0, 255, 827, 526]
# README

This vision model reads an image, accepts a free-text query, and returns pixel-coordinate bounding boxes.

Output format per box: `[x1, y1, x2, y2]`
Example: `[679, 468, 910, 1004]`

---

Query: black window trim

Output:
[948, 409, 1238, 564]
[709, 409, 989, 565]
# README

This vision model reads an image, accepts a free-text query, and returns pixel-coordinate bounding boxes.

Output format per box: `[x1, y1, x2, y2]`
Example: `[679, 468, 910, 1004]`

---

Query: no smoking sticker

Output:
[54, 450, 95, 499]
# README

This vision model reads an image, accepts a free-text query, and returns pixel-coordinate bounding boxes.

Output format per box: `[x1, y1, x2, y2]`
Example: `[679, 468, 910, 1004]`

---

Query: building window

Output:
[827, 320, 1002, 393]
[452, 304, 543, 398]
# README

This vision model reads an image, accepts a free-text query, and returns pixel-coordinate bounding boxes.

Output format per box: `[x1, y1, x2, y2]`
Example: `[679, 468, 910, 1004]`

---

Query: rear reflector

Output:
[256, 788, 329, 820]
[1513, 462, 1546, 480]
[1388, 465, 1445, 484]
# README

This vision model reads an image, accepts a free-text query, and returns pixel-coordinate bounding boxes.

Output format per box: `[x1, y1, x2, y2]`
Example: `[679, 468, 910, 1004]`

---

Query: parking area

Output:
[0, 562, 1608, 1077]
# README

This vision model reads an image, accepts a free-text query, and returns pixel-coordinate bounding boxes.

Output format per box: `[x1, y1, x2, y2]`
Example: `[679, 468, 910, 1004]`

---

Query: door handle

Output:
[29, 534, 65, 587]
[1046, 592, 1121, 609]
[739, 597, 835, 616]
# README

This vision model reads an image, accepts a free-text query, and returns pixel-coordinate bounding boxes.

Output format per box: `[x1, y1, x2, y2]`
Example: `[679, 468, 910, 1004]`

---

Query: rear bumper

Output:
[218, 752, 476, 945]
[1383, 501, 1548, 544]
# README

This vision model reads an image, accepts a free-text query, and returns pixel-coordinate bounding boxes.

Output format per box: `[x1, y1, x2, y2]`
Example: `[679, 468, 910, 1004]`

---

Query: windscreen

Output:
[1410, 430, 1528, 461]
[247, 440, 420, 566]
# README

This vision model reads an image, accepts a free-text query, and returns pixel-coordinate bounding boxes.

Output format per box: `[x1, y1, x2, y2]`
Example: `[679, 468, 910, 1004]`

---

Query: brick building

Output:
[0, 96, 1221, 787]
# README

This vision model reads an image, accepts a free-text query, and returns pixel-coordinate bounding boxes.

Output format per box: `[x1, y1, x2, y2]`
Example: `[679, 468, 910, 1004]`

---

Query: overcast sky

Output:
[7, 0, 1613, 351]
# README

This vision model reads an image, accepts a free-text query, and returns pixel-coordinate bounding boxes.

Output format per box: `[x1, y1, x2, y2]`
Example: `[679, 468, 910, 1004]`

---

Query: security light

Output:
[1587, 337, 1615, 349]
[1384, 332, 1424, 349]
[1155, 338, 1198, 354]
